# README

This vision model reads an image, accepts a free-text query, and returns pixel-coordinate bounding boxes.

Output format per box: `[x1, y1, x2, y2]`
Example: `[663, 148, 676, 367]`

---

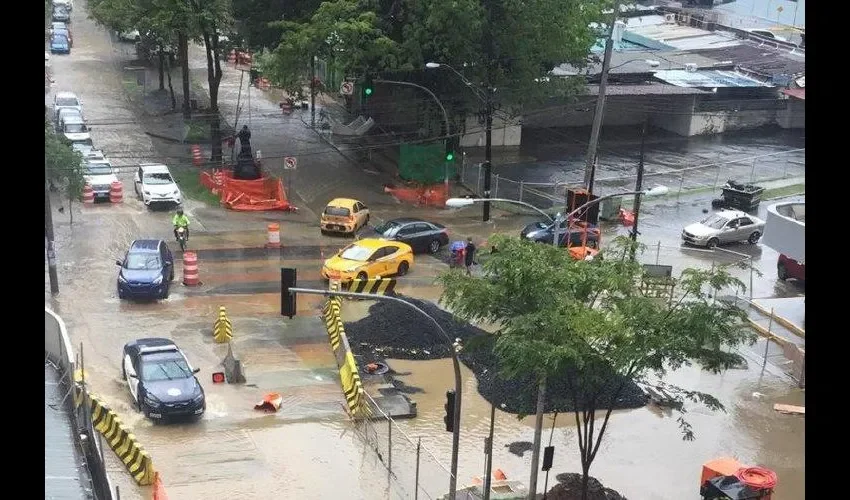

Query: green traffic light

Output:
[446, 152, 454, 161]
[365, 88, 373, 96]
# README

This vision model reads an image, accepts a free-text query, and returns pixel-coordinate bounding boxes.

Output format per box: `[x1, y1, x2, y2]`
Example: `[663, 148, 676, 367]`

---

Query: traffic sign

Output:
[284, 156, 297, 170]
[340, 81, 354, 95]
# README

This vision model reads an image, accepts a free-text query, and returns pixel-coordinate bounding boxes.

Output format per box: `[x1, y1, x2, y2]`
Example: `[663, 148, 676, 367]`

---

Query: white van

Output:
[62, 115, 91, 143]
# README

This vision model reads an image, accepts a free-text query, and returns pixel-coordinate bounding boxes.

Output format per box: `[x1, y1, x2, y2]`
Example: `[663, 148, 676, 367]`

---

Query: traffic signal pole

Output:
[285, 285, 463, 500]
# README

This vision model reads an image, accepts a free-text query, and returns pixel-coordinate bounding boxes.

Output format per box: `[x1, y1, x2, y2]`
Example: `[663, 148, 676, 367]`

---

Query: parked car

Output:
[777, 254, 805, 282]
[50, 33, 70, 54]
[72, 142, 104, 160]
[121, 338, 205, 421]
[134, 163, 182, 208]
[373, 218, 449, 254]
[56, 107, 83, 131]
[117, 29, 140, 42]
[320, 198, 370, 235]
[681, 210, 765, 248]
[321, 238, 413, 282]
[116, 239, 175, 300]
[54, 0, 73, 11]
[53, 27, 73, 47]
[61, 115, 90, 143]
[53, 91, 82, 120]
[520, 219, 600, 247]
[83, 160, 118, 200]
[52, 5, 70, 22]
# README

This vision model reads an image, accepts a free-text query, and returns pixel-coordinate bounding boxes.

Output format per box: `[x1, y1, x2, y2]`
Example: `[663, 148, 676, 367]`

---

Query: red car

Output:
[777, 254, 805, 282]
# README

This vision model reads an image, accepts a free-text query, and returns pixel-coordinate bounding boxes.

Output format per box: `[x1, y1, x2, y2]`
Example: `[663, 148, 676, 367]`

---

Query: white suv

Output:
[134, 163, 182, 208]
[84, 160, 119, 200]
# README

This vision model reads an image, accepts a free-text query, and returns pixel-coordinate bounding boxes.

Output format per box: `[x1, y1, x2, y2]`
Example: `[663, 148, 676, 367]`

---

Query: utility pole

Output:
[311, 56, 317, 129]
[482, 403, 496, 500]
[630, 117, 648, 261]
[482, 0, 494, 222]
[583, 0, 622, 190]
[45, 161, 59, 295]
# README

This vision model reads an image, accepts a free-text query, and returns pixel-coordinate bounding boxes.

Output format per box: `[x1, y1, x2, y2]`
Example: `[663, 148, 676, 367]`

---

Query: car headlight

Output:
[173, 190, 181, 196]
[192, 393, 204, 403]
[345, 266, 360, 273]
[144, 191, 151, 196]
[144, 394, 161, 408]
[152, 276, 163, 285]
[118, 274, 128, 283]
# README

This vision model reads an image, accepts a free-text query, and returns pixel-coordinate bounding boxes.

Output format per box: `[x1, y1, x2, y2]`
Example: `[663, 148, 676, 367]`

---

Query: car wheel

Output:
[118, 289, 126, 300]
[169, 268, 175, 282]
[365, 214, 370, 227]
[748, 231, 761, 244]
[777, 263, 788, 281]
[397, 261, 410, 276]
[356, 271, 368, 282]
[161, 285, 170, 299]
[707, 238, 719, 249]
[122, 362, 127, 380]
[428, 239, 441, 254]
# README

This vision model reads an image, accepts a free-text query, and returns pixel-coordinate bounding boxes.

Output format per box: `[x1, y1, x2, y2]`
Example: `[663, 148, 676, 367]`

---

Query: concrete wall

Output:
[686, 109, 779, 136]
[523, 96, 650, 129]
[762, 202, 805, 262]
[460, 115, 522, 148]
[777, 98, 805, 129]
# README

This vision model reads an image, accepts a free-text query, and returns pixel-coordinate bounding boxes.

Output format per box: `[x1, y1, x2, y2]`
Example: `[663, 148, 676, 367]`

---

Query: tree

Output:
[438, 235, 755, 500]
[45, 116, 85, 224]
[231, 0, 321, 51]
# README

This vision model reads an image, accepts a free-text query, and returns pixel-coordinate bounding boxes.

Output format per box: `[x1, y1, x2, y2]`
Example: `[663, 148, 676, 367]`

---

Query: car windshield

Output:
[325, 206, 351, 217]
[125, 253, 161, 270]
[85, 164, 112, 175]
[56, 97, 79, 107]
[700, 215, 729, 229]
[64, 123, 86, 133]
[144, 173, 174, 185]
[340, 245, 373, 261]
[375, 221, 402, 236]
[53, 35, 68, 43]
[141, 356, 191, 382]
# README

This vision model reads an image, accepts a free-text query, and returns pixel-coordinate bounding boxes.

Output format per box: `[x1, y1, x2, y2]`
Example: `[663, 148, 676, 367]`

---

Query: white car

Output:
[134, 164, 182, 207]
[72, 143, 104, 160]
[54, 0, 73, 10]
[118, 29, 140, 42]
[682, 210, 766, 248]
[61, 115, 91, 143]
[84, 160, 119, 200]
[53, 91, 82, 120]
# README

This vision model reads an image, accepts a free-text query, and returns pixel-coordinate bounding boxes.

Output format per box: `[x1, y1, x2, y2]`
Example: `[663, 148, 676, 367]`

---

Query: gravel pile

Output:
[343, 295, 647, 415]
[548, 473, 627, 500]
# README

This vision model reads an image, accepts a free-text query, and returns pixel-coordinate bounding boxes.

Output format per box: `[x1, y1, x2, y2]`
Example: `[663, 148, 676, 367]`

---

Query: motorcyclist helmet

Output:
[176, 209, 184, 216]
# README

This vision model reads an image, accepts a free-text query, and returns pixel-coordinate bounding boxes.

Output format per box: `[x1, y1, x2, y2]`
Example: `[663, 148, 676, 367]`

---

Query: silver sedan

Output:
[682, 210, 766, 248]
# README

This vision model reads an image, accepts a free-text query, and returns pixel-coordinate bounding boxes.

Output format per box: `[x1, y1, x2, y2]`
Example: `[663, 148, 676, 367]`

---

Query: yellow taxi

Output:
[321, 238, 414, 282]
[320, 198, 370, 235]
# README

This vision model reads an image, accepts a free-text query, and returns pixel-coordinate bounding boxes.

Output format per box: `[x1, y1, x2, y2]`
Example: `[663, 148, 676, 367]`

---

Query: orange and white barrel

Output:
[266, 223, 281, 248]
[182, 252, 200, 286]
[192, 144, 202, 167]
[109, 181, 123, 203]
[82, 184, 94, 204]
[227, 50, 236, 64]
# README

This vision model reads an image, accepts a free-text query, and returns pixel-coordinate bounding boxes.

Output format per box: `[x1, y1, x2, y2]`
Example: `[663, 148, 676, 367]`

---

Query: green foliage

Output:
[44, 116, 85, 200]
[231, 0, 321, 50]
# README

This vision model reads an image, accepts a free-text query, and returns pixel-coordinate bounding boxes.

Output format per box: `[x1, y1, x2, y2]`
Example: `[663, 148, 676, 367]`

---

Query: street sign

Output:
[284, 156, 297, 170]
[340, 81, 354, 95]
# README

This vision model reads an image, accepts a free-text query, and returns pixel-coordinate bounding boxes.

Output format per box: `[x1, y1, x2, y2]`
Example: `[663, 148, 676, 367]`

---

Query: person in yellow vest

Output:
[172, 209, 190, 242]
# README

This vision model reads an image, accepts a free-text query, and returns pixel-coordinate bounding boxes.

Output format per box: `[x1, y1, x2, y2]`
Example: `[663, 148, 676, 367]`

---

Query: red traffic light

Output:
[212, 372, 226, 384]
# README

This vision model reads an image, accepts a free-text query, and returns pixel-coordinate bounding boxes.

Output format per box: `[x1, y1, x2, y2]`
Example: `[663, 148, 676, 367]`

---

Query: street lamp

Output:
[426, 61, 494, 222]
[374, 78, 452, 192]
[287, 286, 464, 500]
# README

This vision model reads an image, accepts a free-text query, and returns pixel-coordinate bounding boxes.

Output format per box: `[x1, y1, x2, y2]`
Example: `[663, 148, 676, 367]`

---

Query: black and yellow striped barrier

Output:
[83, 394, 156, 485]
[213, 305, 233, 343]
[340, 351, 371, 418]
[322, 298, 343, 356]
[345, 277, 396, 295]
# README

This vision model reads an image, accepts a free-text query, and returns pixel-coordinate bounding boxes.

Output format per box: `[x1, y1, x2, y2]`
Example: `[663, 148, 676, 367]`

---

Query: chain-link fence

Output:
[353, 392, 454, 500]
[458, 148, 805, 209]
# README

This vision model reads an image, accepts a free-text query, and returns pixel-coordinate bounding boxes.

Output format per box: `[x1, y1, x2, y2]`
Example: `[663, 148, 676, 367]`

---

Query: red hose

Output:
[736, 467, 778, 489]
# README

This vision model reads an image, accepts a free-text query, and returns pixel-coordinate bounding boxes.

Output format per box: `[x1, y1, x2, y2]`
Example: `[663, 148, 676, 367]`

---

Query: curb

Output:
[745, 319, 791, 347]
[145, 131, 187, 144]
[750, 301, 805, 338]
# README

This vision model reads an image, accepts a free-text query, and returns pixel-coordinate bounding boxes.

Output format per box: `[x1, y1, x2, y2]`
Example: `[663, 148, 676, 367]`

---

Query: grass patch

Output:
[170, 166, 221, 206]
[122, 77, 142, 99]
[184, 119, 209, 143]
[763, 183, 805, 200]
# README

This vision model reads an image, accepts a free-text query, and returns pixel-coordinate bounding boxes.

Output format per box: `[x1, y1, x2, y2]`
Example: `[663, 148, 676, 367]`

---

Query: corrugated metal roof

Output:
[584, 84, 710, 95]
[627, 23, 741, 50]
[653, 69, 773, 88]
[45, 364, 93, 500]
[781, 88, 805, 100]
[689, 42, 805, 78]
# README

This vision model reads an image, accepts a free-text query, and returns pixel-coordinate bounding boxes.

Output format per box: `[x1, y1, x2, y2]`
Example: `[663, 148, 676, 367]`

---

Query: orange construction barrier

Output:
[82, 184, 94, 204]
[384, 183, 449, 207]
[191, 144, 202, 167]
[493, 469, 507, 480]
[266, 223, 281, 248]
[109, 181, 123, 203]
[701, 457, 744, 488]
[237, 51, 253, 67]
[182, 252, 200, 286]
[227, 50, 236, 65]
[254, 392, 282, 412]
[152, 472, 169, 500]
[199, 170, 293, 212]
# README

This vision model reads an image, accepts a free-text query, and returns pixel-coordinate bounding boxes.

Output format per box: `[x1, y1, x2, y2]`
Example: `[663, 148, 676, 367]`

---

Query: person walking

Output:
[464, 237, 477, 276]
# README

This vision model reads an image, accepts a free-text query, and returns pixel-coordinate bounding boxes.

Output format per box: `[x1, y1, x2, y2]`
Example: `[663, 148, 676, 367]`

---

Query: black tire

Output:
[707, 238, 719, 249]
[320, 229, 327, 236]
[748, 231, 761, 244]
[397, 261, 409, 276]
[365, 214, 370, 227]
[356, 271, 368, 281]
[777, 263, 788, 281]
[428, 239, 441, 254]
[169, 268, 175, 282]
[179, 239, 186, 252]
[122, 361, 127, 381]
[118, 289, 126, 300]
[161, 285, 170, 299]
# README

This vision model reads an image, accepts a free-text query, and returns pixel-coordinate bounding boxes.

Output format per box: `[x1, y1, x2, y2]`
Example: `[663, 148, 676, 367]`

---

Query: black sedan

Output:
[373, 218, 450, 254]
[520, 220, 600, 247]
[122, 338, 206, 421]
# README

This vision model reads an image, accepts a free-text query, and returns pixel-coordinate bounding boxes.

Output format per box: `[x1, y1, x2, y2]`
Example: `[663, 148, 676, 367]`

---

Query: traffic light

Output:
[445, 139, 455, 162]
[363, 76, 374, 98]
[443, 390, 456, 433]
[281, 268, 297, 318]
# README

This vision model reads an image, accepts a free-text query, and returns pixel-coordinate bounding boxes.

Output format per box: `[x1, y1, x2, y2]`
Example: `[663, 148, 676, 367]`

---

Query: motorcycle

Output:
[175, 226, 188, 251]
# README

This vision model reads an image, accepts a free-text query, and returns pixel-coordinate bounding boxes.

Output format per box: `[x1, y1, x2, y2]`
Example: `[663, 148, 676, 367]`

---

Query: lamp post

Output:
[426, 62, 494, 222]
[287, 287, 463, 500]
[375, 79, 452, 193]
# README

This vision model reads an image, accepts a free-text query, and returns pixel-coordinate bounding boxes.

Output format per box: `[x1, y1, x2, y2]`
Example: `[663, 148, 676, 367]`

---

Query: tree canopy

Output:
[438, 235, 755, 498]
[45, 114, 85, 220]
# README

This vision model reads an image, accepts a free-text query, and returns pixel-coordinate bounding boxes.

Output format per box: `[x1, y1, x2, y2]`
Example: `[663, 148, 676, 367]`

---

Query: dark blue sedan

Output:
[122, 338, 206, 421]
[520, 220, 600, 247]
[116, 239, 175, 300]
[50, 33, 70, 54]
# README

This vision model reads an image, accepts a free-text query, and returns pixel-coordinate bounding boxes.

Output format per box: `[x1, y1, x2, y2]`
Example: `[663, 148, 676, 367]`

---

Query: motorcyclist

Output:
[172, 209, 190, 242]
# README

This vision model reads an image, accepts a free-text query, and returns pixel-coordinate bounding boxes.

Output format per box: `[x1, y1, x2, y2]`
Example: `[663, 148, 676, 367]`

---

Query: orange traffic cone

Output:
[254, 392, 283, 412]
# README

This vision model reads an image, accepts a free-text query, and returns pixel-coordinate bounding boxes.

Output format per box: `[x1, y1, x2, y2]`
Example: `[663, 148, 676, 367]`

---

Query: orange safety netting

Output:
[200, 170, 292, 211]
[383, 183, 448, 207]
